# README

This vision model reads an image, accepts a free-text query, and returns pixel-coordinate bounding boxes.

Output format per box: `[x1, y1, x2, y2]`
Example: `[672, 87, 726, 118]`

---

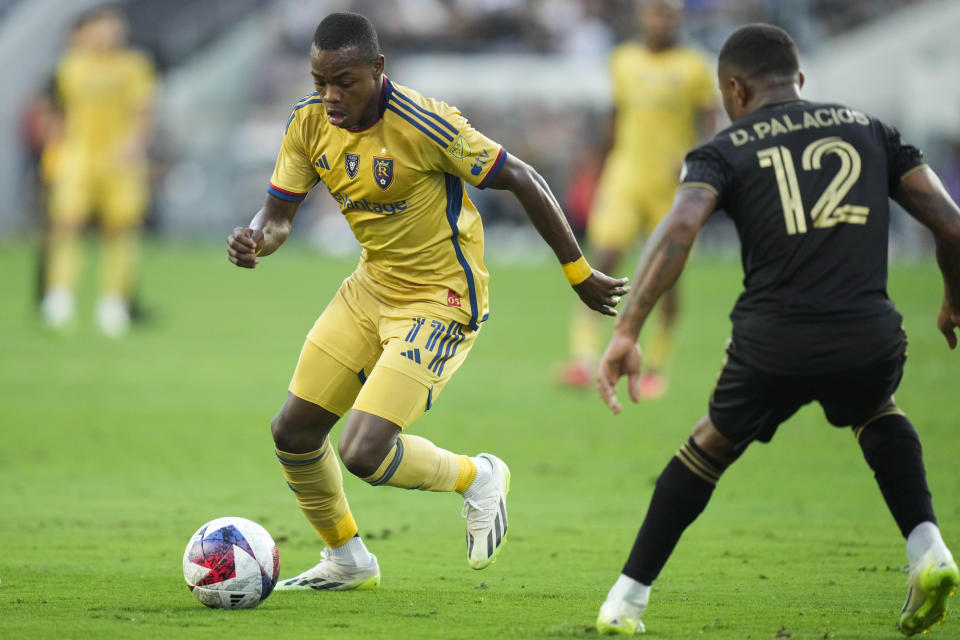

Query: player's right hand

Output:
[937, 297, 959, 349]
[573, 272, 629, 317]
[597, 330, 642, 414]
[227, 227, 263, 269]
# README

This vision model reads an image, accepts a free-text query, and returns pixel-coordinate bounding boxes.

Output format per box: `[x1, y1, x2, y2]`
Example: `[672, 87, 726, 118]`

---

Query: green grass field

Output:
[1, 238, 957, 640]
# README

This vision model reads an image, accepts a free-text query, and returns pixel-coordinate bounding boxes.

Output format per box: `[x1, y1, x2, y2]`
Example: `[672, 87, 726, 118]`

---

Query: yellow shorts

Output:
[48, 153, 148, 229]
[587, 158, 678, 251]
[289, 275, 480, 428]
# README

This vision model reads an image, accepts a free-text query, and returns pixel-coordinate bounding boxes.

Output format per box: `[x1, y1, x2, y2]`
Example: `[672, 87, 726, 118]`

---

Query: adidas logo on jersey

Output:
[400, 349, 421, 364]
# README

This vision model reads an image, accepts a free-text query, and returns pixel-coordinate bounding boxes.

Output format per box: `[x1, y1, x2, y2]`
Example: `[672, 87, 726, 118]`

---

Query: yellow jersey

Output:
[56, 48, 155, 158]
[269, 76, 506, 330]
[608, 43, 716, 174]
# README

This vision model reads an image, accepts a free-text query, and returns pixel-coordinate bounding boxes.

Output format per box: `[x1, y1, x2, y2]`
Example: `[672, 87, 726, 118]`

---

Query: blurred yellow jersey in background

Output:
[47, 47, 155, 226]
[608, 43, 716, 174]
[56, 48, 155, 158]
[269, 76, 507, 330]
[589, 43, 716, 248]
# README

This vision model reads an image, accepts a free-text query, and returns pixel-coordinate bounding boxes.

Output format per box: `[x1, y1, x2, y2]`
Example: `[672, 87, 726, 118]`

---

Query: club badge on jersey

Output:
[373, 156, 395, 190]
[345, 153, 360, 179]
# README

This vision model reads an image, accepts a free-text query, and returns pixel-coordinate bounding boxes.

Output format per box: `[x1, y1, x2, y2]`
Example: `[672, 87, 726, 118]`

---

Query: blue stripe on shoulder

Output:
[386, 104, 447, 147]
[285, 98, 324, 132]
[389, 88, 459, 137]
[443, 174, 479, 329]
[387, 95, 454, 143]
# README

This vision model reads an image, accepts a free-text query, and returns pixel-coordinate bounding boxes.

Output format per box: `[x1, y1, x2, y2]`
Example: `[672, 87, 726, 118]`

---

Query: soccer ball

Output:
[182, 516, 279, 609]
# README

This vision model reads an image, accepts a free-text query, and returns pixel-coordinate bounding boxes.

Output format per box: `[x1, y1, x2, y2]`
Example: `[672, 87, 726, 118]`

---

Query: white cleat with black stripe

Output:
[274, 549, 380, 592]
[462, 453, 510, 570]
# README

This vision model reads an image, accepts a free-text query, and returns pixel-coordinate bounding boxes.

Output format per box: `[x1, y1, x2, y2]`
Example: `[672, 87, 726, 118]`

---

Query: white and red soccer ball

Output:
[182, 517, 279, 609]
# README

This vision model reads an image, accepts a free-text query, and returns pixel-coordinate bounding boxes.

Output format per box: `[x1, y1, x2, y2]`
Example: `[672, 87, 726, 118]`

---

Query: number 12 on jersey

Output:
[757, 136, 870, 235]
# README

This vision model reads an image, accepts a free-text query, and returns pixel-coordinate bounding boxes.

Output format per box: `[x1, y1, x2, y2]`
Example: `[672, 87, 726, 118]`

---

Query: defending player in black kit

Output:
[594, 23, 960, 636]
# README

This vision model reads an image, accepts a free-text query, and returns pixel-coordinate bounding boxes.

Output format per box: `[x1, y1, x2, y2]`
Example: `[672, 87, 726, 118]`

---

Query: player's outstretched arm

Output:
[227, 194, 301, 269]
[598, 186, 715, 413]
[485, 154, 628, 315]
[894, 167, 960, 349]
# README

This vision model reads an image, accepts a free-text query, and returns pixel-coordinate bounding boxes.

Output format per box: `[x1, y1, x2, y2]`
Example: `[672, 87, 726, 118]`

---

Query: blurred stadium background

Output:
[3, 0, 960, 254]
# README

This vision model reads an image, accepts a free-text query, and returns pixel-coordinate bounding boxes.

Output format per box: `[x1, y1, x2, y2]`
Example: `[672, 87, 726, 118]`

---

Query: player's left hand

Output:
[597, 330, 641, 414]
[937, 296, 959, 349]
[573, 272, 629, 317]
[227, 227, 264, 269]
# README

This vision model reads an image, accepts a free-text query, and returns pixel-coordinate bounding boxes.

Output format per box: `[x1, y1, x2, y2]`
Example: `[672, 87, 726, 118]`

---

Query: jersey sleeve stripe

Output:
[899, 163, 929, 181]
[677, 181, 719, 196]
[476, 148, 507, 189]
[385, 104, 447, 147]
[285, 98, 325, 132]
[443, 174, 480, 330]
[387, 95, 455, 143]
[268, 183, 308, 202]
[389, 87, 459, 137]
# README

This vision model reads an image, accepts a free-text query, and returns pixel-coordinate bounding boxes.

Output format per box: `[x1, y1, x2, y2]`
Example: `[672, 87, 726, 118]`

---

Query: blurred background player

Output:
[561, 0, 716, 397]
[40, 4, 156, 337]
[595, 23, 959, 636]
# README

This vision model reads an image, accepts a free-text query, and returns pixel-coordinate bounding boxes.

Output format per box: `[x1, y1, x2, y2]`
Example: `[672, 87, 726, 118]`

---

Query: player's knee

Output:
[269, 410, 299, 451]
[269, 399, 334, 453]
[338, 434, 391, 478]
[49, 220, 84, 236]
[691, 415, 740, 467]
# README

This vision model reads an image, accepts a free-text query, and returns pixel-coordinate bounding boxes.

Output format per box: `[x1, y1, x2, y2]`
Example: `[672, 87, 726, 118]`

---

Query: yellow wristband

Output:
[562, 256, 593, 286]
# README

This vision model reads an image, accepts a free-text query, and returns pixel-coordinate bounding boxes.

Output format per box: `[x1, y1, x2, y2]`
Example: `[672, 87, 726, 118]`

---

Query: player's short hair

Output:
[719, 23, 799, 80]
[74, 3, 125, 29]
[312, 12, 380, 64]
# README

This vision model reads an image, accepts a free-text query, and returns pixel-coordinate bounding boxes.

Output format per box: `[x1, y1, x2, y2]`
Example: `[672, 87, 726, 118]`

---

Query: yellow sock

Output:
[362, 434, 476, 493]
[276, 439, 358, 547]
[100, 227, 140, 297]
[646, 321, 674, 372]
[46, 227, 83, 292]
[569, 305, 599, 362]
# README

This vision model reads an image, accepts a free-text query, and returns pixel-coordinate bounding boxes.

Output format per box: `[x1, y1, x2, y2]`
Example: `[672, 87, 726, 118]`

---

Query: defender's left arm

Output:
[598, 186, 716, 413]
[486, 154, 628, 316]
[894, 167, 960, 349]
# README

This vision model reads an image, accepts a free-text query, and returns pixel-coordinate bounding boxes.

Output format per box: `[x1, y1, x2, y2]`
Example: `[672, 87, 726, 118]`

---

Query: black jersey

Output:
[680, 99, 926, 375]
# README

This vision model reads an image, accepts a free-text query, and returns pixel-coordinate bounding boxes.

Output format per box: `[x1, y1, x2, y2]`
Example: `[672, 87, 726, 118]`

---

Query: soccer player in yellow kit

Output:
[562, 0, 715, 397]
[227, 12, 628, 590]
[41, 6, 155, 337]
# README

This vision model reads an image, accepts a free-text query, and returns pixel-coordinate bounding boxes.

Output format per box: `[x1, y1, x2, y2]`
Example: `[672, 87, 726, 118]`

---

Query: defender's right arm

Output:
[894, 167, 960, 348]
[226, 194, 301, 269]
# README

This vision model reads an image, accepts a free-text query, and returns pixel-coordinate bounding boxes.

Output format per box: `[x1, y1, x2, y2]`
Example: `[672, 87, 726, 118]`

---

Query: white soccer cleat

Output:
[42, 288, 75, 330]
[274, 549, 380, 592]
[462, 453, 510, 570]
[597, 597, 646, 635]
[96, 295, 131, 338]
[899, 550, 958, 636]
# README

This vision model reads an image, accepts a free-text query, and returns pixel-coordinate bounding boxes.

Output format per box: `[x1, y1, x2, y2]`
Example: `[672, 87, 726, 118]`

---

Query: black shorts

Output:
[708, 340, 906, 446]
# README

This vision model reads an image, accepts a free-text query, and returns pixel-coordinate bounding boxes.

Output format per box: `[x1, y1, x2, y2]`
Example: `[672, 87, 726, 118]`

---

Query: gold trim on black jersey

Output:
[677, 182, 719, 197]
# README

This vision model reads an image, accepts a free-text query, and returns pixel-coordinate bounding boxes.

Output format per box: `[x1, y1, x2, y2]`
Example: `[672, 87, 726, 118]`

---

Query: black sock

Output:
[857, 412, 936, 537]
[622, 438, 726, 584]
